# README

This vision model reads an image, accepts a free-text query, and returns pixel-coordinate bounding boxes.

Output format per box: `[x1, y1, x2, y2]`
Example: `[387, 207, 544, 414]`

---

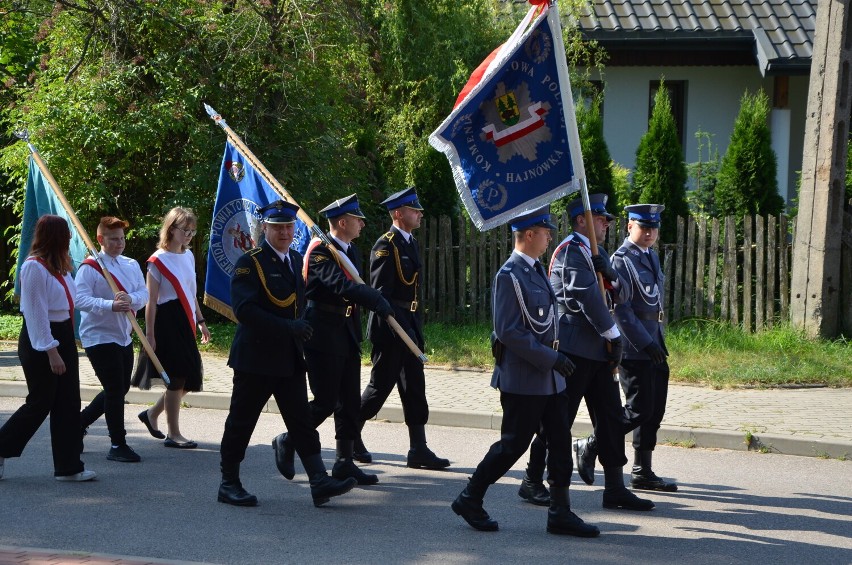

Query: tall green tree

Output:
[577, 95, 616, 208]
[631, 83, 689, 242]
[715, 90, 784, 217]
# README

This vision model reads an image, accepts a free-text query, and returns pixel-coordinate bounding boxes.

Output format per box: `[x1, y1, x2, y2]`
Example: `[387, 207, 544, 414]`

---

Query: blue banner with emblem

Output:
[428, 2, 582, 231]
[204, 141, 310, 320]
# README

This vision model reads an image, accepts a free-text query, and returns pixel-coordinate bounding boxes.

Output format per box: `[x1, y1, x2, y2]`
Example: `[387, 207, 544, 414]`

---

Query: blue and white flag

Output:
[204, 141, 309, 320]
[15, 156, 88, 296]
[428, 1, 583, 231]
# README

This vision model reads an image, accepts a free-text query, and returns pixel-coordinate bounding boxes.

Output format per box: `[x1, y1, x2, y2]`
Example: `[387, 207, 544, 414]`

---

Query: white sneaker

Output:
[0, 456, 5, 479]
[55, 469, 97, 482]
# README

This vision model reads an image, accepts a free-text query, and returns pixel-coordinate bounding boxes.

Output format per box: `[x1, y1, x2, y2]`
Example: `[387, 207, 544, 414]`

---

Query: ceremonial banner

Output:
[428, 1, 583, 231]
[15, 157, 88, 297]
[204, 141, 310, 320]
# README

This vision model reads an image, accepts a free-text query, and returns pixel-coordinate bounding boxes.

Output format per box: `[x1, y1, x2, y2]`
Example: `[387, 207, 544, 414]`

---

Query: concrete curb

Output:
[2, 383, 850, 460]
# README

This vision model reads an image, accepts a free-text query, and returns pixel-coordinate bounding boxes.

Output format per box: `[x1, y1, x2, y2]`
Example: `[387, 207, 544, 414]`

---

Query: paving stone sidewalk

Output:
[0, 341, 850, 459]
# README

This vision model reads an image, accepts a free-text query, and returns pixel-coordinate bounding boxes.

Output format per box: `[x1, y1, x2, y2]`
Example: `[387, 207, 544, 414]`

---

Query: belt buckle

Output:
[552, 339, 559, 351]
[345, 305, 353, 317]
[410, 300, 418, 312]
[658, 310, 664, 323]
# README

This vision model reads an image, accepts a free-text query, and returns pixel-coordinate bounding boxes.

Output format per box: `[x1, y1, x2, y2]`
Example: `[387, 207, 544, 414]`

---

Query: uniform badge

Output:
[538, 307, 544, 317]
[631, 249, 640, 256]
[234, 267, 250, 276]
[313, 255, 328, 263]
[646, 285, 651, 293]
[375, 250, 389, 258]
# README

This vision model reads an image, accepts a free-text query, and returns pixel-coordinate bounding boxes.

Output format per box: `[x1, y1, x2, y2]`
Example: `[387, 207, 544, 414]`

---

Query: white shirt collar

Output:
[331, 235, 349, 253]
[395, 226, 412, 242]
[513, 250, 537, 268]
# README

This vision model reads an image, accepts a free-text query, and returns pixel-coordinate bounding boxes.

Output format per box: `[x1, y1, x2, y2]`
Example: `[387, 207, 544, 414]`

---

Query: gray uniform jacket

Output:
[549, 233, 628, 362]
[611, 238, 668, 360]
[490, 252, 564, 396]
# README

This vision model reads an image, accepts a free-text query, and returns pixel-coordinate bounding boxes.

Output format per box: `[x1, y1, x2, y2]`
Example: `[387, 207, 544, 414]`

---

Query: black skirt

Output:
[132, 299, 203, 392]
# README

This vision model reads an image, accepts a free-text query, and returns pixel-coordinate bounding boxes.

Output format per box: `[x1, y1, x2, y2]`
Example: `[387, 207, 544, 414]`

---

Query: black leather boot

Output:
[332, 439, 378, 485]
[407, 425, 450, 469]
[451, 477, 498, 531]
[547, 486, 600, 537]
[518, 475, 550, 506]
[302, 453, 357, 507]
[353, 420, 372, 463]
[631, 450, 678, 492]
[272, 432, 295, 480]
[518, 436, 549, 505]
[573, 435, 597, 485]
[602, 466, 655, 511]
[218, 463, 258, 507]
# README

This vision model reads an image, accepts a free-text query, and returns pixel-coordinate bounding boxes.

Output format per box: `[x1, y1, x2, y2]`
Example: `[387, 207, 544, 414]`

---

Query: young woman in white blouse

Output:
[0, 215, 95, 481]
[134, 207, 210, 448]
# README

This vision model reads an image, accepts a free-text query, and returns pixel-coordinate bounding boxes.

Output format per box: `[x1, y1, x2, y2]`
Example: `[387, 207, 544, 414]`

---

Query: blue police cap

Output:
[567, 193, 615, 221]
[625, 204, 665, 228]
[259, 200, 299, 224]
[381, 187, 423, 211]
[510, 206, 557, 232]
[319, 194, 366, 219]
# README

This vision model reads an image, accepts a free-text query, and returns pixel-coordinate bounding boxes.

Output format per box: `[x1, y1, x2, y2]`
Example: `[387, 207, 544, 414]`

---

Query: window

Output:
[649, 80, 687, 149]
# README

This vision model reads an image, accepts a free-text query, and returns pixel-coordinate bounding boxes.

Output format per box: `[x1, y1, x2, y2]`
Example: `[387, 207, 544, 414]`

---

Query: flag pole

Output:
[203, 104, 428, 363]
[14, 130, 171, 385]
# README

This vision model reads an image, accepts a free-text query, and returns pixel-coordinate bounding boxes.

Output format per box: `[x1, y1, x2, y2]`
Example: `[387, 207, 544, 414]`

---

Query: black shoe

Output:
[218, 480, 258, 507]
[518, 476, 550, 506]
[332, 459, 378, 486]
[451, 490, 498, 531]
[272, 433, 295, 480]
[353, 437, 372, 464]
[547, 508, 600, 537]
[407, 445, 450, 470]
[80, 427, 87, 454]
[602, 487, 655, 511]
[574, 436, 597, 486]
[107, 444, 141, 463]
[138, 410, 165, 440]
[310, 474, 357, 507]
[631, 472, 678, 492]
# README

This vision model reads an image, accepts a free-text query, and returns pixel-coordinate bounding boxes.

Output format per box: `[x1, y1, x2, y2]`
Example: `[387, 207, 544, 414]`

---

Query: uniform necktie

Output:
[534, 260, 548, 282]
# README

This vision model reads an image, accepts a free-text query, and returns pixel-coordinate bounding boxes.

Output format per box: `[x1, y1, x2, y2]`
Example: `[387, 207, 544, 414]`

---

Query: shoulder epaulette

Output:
[382, 231, 395, 242]
[248, 247, 262, 256]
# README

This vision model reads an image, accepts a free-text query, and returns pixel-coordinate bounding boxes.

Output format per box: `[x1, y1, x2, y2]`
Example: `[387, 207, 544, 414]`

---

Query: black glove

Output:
[643, 342, 667, 365]
[553, 353, 575, 378]
[374, 297, 394, 319]
[605, 335, 624, 369]
[285, 319, 313, 342]
[591, 254, 618, 283]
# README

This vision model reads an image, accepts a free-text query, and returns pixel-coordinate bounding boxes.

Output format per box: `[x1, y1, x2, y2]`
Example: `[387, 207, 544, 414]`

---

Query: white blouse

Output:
[147, 249, 198, 319]
[19, 258, 75, 352]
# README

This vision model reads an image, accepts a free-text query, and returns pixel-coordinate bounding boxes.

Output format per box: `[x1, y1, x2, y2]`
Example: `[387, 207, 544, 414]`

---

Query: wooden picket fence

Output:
[416, 213, 795, 331]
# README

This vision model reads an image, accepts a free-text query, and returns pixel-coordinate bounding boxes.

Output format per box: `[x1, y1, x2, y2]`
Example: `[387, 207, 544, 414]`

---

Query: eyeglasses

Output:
[176, 226, 197, 237]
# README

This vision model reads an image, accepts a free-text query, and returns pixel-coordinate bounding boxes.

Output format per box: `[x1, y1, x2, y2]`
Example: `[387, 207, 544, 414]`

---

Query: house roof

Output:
[507, 0, 816, 75]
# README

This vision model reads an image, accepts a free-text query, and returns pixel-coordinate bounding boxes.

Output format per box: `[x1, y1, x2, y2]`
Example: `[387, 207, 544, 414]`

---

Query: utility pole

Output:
[791, 0, 851, 338]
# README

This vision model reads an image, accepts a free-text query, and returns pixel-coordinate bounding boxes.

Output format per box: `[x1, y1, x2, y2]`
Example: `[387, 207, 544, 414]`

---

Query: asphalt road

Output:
[0, 397, 850, 565]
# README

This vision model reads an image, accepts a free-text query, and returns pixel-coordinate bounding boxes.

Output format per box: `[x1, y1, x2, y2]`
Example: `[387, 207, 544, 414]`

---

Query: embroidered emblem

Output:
[375, 250, 390, 258]
[630, 249, 640, 256]
[538, 307, 544, 317]
[235, 267, 250, 276]
[313, 255, 328, 263]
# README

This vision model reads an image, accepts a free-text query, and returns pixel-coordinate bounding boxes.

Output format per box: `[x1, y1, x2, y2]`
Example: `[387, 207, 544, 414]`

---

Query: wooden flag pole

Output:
[203, 104, 428, 363]
[15, 131, 171, 385]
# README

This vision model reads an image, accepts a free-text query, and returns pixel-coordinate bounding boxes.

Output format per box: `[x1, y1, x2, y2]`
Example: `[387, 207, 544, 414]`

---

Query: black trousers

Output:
[305, 345, 361, 440]
[359, 341, 428, 427]
[619, 359, 670, 451]
[220, 369, 321, 473]
[0, 320, 84, 477]
[80, 342, 134, 445]
[472, 391, 573, 488]
[563, 354, 628, 469]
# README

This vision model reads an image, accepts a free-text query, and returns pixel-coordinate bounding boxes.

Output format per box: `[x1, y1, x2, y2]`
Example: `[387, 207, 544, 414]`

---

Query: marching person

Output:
[218, 200, 356, 507]
[134, 207, 210, 449]
[272, 195, 393, 486]
[611, 204, 677, 491]
[78, 217, 148, 462]
[353, 187, 449, 470]
[0, 215, 95, 481]
[451, 207, 598, 537]
[518, 194, 655, 512]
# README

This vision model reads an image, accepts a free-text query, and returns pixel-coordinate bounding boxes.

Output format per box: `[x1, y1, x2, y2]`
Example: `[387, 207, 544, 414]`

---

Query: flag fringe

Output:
[203, 293, 237, 323]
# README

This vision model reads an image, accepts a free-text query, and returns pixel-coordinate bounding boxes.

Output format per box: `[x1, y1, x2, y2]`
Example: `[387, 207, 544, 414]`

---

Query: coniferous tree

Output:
[631, 84, 689, 242]
[578, 96, 616, 209]
[715, 90, 784, 217]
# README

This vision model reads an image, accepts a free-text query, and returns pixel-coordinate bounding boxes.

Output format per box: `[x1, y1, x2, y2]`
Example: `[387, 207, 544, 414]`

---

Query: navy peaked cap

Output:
[259, 200, 299, 224]
[381, 187, 423, 211]
[319, 194, 366, 219]
[567, 193, 615, 221]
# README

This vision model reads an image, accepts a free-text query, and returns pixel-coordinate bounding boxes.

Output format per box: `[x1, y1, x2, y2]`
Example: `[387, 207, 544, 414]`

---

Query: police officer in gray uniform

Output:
[451, 207, 598, 537]
[611, 204, 677, 491]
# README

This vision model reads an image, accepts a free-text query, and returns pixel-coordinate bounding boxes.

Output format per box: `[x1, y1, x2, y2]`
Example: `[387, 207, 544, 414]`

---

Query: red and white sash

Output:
[27, 257, 74, 327]
[148, 252, 195, 336]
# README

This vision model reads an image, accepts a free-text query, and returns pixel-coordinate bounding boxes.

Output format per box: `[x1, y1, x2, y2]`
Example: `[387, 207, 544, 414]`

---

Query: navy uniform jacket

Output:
[228, 240, 307, 377]
[611, 238, 668, 360]
[303, 236, 386, 353]
[366, 226, 423, 348]
[549, 234, 628, 362]
[490, 253, 564, 396]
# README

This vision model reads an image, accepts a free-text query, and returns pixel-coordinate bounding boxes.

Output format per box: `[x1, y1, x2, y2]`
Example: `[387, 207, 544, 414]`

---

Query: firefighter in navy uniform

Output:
[271, 194, 393, 486]
[218, 200, 356, 507]
[353, 187, 450, 470]
[611, 204, 678, 492]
